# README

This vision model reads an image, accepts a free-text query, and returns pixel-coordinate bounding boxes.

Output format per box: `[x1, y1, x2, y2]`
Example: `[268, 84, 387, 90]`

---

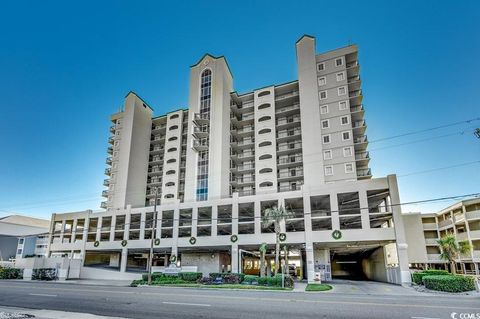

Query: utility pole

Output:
[147, 187, 159, 285]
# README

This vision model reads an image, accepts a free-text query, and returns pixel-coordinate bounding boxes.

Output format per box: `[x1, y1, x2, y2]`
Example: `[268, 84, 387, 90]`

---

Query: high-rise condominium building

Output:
[47, 35, 414, 284]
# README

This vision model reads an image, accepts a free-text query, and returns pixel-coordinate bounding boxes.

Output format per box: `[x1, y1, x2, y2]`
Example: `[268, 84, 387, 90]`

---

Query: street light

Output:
[147, 187, 159, 285]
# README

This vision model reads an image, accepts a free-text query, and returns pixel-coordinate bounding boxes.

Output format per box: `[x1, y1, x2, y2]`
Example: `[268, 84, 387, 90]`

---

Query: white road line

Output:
[162, 301, 211, 307]
[411, 316, 440, 319]
[28, 293, 57, 297]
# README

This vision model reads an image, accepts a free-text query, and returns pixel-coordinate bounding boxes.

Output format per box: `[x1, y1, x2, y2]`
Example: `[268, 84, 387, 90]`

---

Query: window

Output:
[319, 91, 327, 100]
[258, 103, 271, 110]
[325, 166, 333, 176]
[321, 120, 329, 129]
[258, 128, 271, 134]
[318, 77, 326, 86]
[258, 91, 270, 97]
[345, 163, 354, 173]
[259, 141, 272, 147]
[341, 116, 349, 125]
[170, 114, 179, 119]
[258, 116, 271, 122]
[320, 105, 328, 114]
[336, 72, 345, 81]
[335, 58, 343, 67]
[343, 147, 353, 157]
[167, 147, 177, 152]
[322, 135, 331, 144]
[259, 154, 272, 160]
[342, 131, 351, 141]
[317, 63, 325, 71]
[168, 136, 178, 141]
[338, 86, 347, 96]
[339, 101, 347, 110]
[169, 125, 178, 131]
[323, 150, 332, 160]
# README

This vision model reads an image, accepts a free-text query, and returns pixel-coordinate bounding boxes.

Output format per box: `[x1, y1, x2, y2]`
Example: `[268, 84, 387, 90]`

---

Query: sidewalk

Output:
[0, 306, 125, 319]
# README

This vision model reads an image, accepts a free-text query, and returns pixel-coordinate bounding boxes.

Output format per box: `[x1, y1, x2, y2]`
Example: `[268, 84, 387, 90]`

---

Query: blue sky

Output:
[0, 0, 479, 219]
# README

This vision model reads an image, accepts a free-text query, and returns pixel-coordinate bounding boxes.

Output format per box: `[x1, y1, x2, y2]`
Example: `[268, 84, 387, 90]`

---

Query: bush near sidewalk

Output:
[412, 270, 450, 285]
[0, 267, 23, 279]
[305, 284, 332, 292]
[422, 275, 476, 293]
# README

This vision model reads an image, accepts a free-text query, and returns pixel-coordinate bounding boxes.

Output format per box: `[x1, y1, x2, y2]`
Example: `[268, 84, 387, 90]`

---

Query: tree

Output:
[261, 205, 293, 275]
[437, 234, 472, 274]
[259, 243, 267, 277]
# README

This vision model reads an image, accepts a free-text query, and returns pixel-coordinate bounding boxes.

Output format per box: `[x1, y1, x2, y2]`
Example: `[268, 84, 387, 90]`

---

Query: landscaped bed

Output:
[305, 284, 332, 292]
[412, 270, 476, 293]
[130, 272, 294, 290]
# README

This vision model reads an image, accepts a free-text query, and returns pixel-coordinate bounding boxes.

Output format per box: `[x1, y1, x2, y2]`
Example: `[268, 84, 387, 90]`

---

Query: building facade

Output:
[47, 35, 412, 284]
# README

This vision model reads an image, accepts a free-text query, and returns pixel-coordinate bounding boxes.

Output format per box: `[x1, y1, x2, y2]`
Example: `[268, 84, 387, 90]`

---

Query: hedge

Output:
[255, 274, 294, 288]
[422, 275, 476, 293]
[141, 272, 165, 281]
[412, 270, 450, 285]
[242, 275, 259, 284]
[32, 268, 57, 281]
[208, 273, 245, 284]
[0, 267, 23, 279]
[178, 272, 203, 282]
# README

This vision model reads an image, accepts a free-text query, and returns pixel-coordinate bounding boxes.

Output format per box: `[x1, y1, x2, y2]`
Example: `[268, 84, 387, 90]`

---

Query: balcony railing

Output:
[100, 201, 107, 209]
[275, 91, 299, 101]
[278, 172, 304, 179]
[105, 168, 111, 175]
[356, 168, 372, 177]
[278, 157, 303, 165]
[106, 157, 112, 165]
[108, 136, 115, 144]
[355, 152, 370, 160]
[103, 179, 109, 186]
[278, 185, 303, 192]
[352, 120, 366, 129]
[275, 103, 300, 114]
[102, 190, 109, 197]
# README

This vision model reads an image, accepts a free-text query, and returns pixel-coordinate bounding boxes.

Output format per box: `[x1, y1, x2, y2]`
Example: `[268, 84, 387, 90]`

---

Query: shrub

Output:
[208, 272, 224, 279]
[130, 279, 146, 287]
[141, 272, 166, 282]
[422, 275, 476, 293]
[412, 270, 450, 285]
[32, 268, 57, 281]
[198, 277, 213, 285]
[0, 267, 23, 279]
[222, 273, 244, 284]
[243, 275, 259, 284]
[179, 272, 203, 282]
[257, 276, 268, 285]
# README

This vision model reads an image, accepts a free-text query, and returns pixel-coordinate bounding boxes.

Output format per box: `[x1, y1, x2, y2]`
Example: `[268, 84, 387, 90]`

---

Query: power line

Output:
[369, 117, 480, 143]
[397, 161, 480, 178]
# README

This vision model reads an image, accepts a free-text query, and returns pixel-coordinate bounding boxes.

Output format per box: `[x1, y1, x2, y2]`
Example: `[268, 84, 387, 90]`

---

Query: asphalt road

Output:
[0, 281, 479, 319]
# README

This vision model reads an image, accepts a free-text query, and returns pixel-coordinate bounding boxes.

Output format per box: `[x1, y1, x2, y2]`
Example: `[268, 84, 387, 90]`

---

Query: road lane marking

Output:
[1, 284, 477, 311]
[162, 301, 211, 307]
[28, 293, 57, 297]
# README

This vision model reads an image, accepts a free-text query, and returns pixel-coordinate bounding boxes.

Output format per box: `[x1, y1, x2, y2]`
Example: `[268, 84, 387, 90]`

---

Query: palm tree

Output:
[437, 234, 472, 274]
[259, 243, 267, 277]
[261, 205, 293, 275]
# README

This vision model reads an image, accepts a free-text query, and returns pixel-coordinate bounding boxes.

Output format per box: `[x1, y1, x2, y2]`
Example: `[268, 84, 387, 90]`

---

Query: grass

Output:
[153, 283, 292, 290]
[305, 284, 333, 292]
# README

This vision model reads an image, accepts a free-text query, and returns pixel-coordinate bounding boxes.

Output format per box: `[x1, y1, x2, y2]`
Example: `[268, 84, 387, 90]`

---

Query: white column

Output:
[124, 213, 131, 240]
[120, 247, 128, 272]
[231, 244, 239, 273]
[232, 201, 239, 235]
[211, 205, 218, 237]
[388, 175, 411, 285]
[96, 217, 102, 242]
[191, 207, 198, 237]
[60, 219, 66, 243]
[330, 193, 340, 230]
[110, 216, 116, 241]
[254, 201, 261, 234]
[305, 242, 315, 283]
[139, 211, 146, 240]
[359, 190, 370, 229]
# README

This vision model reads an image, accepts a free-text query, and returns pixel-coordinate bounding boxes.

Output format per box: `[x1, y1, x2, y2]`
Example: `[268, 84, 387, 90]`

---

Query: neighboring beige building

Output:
[47, 35, 414, 284]
[410, 198, 480, 275]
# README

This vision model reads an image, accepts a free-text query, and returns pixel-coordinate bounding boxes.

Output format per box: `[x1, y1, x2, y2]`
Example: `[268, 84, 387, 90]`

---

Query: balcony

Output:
[193, 140, 209, 152]
[231, 177, 255, 186]
[424, 238, 439, 245]
[151, 136, 165, 144]
[193, 126, 209, 139]
[276, 117, 301, 130]
[102, 190, 109, 197]
[150, 147, 164, 155]
[427, 254, 441, 261]
[109, 125, 115, 133]
[350, 105, 365, 122]
[100, 201, 107, 209]
[438, 218, 453, 229]
[349, 89, 363, 105]
[352, 120, 367, 135]
[236, 189, 256, 197]
[108, 136, 115, 144]
[275, 103, 300, 116]
[277, 144, 302, 156]
[276, 130, 302, 144]
[356, 168, 372, 179]
[107, 146, 113, 155]
[150, 157, 163, 164]
[469, 230, 480, 240]
[346, 61, 359, 78]
[456, 232, 468, 242]
[193, 113, 210, 126]
[148, 178, 162, 186]
[275, 91, 299, 102]
[422, 222, 437, 231]
[104, 168, 111, 176]
[277, 171, 304, 182]
[230, 139, 255, 151]
[347, 76, 361, 91]
[152, 124, 166, 132]
[277, 157, 303, 168]
[231, 151, 255, 163]
[106, 157, 112, 165]
[231, 164, 255, 173]
[103, 179, 109, 186]
[231, 125, 254, 138]
[466, 210, 480, 221]
[355, 151, 370, 166]
[278, 185, 303, 192]
[353, 135, 368, 151]
[231, 113, 254, 126]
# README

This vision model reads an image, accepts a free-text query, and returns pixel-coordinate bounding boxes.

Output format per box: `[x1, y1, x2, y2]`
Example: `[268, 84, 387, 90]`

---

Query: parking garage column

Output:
[212, 205, 218, 237]
[305, 241, 315, 283]
[231, 244, 239, 273]
[254, 201, 261, 234]
[120, 247, 128, 272]
[191, 207, 198, 237]
[359, 190, 370, 229]
[387, 175, 411, 284]
[329, 193, 340, 230]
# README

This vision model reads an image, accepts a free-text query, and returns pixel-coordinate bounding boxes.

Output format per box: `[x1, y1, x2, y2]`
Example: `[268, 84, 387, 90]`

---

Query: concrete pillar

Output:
[359, 190, 370, 229]
[139, 211, 146, 240]
[96, 217, 102, 242]
[303, 194, 313, 243]
[71, 219, 78, 243]
[387, 175, 411, 285]
[474, 263, 479, 276]
[191, 207, 198, 237]
[124, 213, 131, 240]
[254, 201, 261, 234]
[211, 205, 218, 237]
[231, 244, 239, 273]
[232, 201, 239, 235]
[60, 219, 66, 243]
[305, 241, 315, 283]
[110, 215, 116, 241]
[330, 193, 340, 230]
[120, 247, 128, 272]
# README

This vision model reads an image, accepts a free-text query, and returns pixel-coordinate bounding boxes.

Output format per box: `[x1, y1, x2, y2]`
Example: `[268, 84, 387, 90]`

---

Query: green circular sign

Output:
[169, 255, 177, 263]
[279, 233, 287, 242]
[154, 238, 160, 246]
[332, 230, 342, 240]
[94, 241, 100, 247]
[121, 240, 128, 247]
[189, 236, 196, 245]
[230, 235, 238, 243]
